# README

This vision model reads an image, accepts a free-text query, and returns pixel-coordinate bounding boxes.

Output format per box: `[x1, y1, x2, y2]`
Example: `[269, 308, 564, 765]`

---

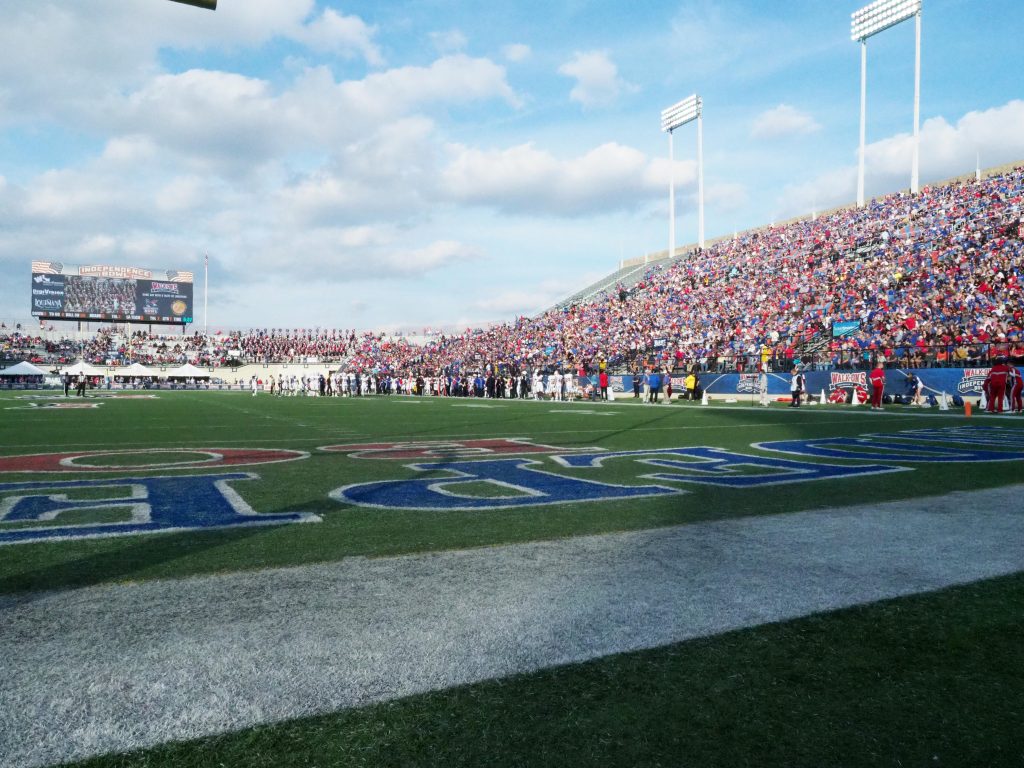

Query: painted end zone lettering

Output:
[330, 428, 1021, 512]
[554, 448, 904, 488]
[6, 402, 103, 410]
[16, 394, 158, 400]
[0, 448, 308, 473]
[0, 473, 319, 546]
[330, 445, 903, 511]
[871, 427, 1024, 449]
[757, 436, 1024, 463]
[320, 438, 597, 460]
[331, 457, 681, 510]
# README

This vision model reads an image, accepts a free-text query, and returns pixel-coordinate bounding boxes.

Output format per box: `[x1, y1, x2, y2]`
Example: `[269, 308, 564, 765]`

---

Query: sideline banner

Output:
[604, 368, 992, 399]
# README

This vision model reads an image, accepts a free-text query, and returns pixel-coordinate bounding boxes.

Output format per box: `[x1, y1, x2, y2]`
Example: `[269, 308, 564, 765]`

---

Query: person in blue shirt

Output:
[648, 369, 662, 404]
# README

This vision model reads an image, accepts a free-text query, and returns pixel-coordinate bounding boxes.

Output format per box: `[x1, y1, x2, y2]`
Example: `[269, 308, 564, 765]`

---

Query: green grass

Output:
[3, 390, 1023, 767]
[1, 391, 1022, 594]
[67, 572, 1024, 768]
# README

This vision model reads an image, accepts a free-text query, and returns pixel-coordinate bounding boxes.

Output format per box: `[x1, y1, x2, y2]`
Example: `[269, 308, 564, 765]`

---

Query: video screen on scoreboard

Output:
[30, 261, 194, 324]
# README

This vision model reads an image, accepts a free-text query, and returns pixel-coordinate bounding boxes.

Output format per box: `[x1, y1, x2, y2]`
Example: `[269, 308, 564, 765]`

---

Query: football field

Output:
[2, 390, 1023, 767]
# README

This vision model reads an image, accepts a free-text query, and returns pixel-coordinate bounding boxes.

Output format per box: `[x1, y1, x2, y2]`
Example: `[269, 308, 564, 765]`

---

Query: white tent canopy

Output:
[120, 362, 158, 378]
[165, 362, 210, 378]
[61, 360, 105, 377]
[0, 361, 47, 377]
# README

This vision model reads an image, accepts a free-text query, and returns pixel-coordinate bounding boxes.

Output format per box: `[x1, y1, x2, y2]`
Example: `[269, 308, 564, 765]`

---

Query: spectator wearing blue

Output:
[648, 368, 662, 404]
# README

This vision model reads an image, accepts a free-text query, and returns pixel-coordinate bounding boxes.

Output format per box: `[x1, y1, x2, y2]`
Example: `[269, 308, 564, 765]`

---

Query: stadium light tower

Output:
[851, 0, 922, 207]
[167, 0, 217, 9]
[660, 94, 704, 264]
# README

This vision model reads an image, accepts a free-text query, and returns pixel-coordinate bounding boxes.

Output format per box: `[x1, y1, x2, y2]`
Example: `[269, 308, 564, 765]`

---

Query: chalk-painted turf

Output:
[2, 485, 1023, 767]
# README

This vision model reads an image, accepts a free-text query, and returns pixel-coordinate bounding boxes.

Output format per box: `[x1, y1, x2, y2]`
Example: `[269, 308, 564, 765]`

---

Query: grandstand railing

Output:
[543, 262, 650, 314]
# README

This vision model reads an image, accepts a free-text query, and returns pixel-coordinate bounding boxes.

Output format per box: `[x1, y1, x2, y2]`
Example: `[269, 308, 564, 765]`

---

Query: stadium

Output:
[2, 2, 1023, 767]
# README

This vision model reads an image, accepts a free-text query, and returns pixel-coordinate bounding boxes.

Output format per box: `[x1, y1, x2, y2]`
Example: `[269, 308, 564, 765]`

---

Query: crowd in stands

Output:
[3, 166, 1022, 375]
[63, 277, 137, 315]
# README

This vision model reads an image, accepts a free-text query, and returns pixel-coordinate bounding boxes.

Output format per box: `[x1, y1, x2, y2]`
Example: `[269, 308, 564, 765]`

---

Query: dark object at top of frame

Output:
[167, 0, 217, 10]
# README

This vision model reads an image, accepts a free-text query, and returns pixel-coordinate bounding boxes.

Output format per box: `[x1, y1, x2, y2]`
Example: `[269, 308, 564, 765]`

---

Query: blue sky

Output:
[1, 0, 1022, 332]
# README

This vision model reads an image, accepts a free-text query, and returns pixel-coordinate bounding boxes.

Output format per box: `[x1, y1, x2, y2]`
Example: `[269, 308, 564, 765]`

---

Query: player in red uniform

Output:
[1009, 363, 1023, 414]
[869, 363, 885, 410]
[984, 357, 1010, 413]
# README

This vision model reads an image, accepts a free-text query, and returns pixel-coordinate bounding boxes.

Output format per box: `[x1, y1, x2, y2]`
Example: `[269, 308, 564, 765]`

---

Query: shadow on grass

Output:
[0, 524, 269, 599]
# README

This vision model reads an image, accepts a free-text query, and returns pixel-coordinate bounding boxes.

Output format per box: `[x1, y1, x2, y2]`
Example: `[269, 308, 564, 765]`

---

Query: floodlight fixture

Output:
[851, 0, 922, 206]
[660, 94, 704, 264]
[661, 95, 701, 133]
[167, 0, 217, 10]
[851, 0, 920, 41]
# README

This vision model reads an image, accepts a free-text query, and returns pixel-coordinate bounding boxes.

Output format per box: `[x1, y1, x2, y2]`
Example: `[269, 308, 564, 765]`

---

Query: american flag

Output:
[32, 260, 63, 274]
[164, 270, 195, 282]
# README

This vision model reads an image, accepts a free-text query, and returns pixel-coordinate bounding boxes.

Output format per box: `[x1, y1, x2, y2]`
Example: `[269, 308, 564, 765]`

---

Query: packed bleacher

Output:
[63, 277, 137, 315]
[3, 166, 1022, 374]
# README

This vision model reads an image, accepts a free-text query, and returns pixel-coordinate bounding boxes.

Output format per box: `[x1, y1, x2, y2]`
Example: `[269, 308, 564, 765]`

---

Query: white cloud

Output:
[442, 142, 681, 216]
[293, 8, 384, 65]
[472, 274, 605, 317]
[0, 0, 371, 125]
[502, 43, 532, 62]
[705, 182, 750, 213]
[276, 117, 439, 226]
[402, 240, 480, 273]
[558, 51, 634, 108]
[0, 0, 445, 141]
[775, 100, 1024, 217]
[119, 70, 288, 175]
[751, 104, 821, 140]
[0, 43, 529, 313]
[155, 176, 212, 214]
[430, 29, 468, 54]
[100, 136, 160, 167]
[23, 168, 141, 223]
[239, 228, 478, 281]
[336, 55, 521, 116]
[55, 55, 520, 180]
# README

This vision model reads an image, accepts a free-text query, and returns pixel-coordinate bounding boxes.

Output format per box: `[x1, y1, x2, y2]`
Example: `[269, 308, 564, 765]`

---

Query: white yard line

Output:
[2, 484, 1023, 767]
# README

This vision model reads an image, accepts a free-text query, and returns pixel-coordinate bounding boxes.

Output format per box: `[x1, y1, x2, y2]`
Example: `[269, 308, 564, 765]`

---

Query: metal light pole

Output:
[697, 110, 704, 249]
[204, 253, 209, 339]
[912, 8, 921, 194]
[661, 94, 703, 261]
[851, 0, 923, 207]
[858, 39, 867, 208]
[665, 128, 674, 267]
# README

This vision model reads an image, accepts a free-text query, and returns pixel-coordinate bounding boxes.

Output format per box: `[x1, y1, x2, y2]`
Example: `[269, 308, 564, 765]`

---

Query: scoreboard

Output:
[31, 261, 194, 325]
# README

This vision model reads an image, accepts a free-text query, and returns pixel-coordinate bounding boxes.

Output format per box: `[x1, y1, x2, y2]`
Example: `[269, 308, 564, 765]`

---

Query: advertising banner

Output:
[608, 368, 995, 400]
[30, 261, 194, 324]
